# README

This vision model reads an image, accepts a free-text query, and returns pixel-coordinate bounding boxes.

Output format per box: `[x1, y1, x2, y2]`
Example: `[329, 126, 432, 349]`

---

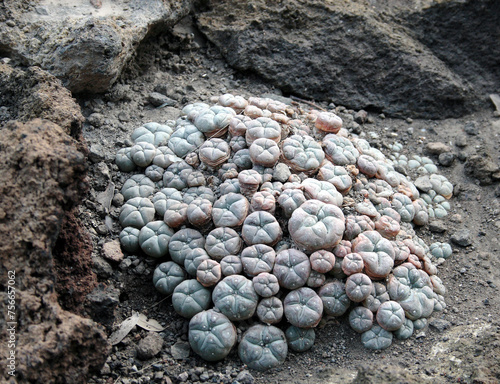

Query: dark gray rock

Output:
[429, 319, 452, 332]
[148, 92, 177, 107]
[93, 256, 113, 279]
[465, 154, 500, 185]
[196, 0, 488, 118]
[438, 152, 455, 167]
[354, 110, 368, 124]
[464, 121, 479, 135]
[450, 229, 472, 247]
[136, 333, 164, 360]
[89, 143, 105, 163]
[429, 220, 447, 233]
[235, 370, 255, 384]
[86, 284, 120, 325]
[455, 135, 468, 148]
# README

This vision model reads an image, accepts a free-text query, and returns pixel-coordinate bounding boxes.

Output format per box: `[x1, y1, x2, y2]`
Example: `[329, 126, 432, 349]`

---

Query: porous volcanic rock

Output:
[0, 0, 194, 93]
[0, 63, 84, 134]
[0, 64, 108, 383]
[196, 0, 496, 118]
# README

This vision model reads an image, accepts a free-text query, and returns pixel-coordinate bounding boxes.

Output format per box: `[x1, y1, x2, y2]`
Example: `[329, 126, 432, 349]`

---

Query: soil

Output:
[74, 21, 500, 384]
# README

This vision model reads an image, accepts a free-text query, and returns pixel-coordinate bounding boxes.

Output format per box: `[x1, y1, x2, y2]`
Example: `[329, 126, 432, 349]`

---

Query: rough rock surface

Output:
[0, 63, 84, 134]
[196, 0, 498, 118]
[0, 64, 108, 383]
[0, 0, 194, 93]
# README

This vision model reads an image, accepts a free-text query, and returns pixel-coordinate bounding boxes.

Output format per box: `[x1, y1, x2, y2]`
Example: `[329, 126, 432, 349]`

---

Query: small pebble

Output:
[102, 239, 124, 262]
[235, 370, 255, 384]
[429, 220, 447, 233]
[429, 319, 451, 332]
[455, 135, 468, 147]
[450, 229, 472, 247]
[425, 142, 452, 155]
[171, 341, 191, 360]
[354, 110, 368, 124]
[273, 163, 291, 183]
[136, 333, 164, 360]
[178, 372, 189, 382]
[112, 193, 125, 207]
[89, 143, 105, 163]
[119, 258, 133, 271]
[464, 121, 479, 135]
[438, 152, 455, 167]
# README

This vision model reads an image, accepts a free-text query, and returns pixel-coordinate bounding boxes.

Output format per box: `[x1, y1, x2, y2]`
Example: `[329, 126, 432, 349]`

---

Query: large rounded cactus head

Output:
[153, 261, 186, 295]
[139, 221, 174, 258]
[288, 199, 345, 252]
[172, 279, 211, 319]
[238, 324, 288, 371]
[284, 287, 323, 328]
[212, 275, 259, 321]
[188, 310, 237, 361]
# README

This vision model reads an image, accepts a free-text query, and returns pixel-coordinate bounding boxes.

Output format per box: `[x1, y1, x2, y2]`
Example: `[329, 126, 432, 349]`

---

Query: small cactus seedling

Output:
[361, 325, 393, 350]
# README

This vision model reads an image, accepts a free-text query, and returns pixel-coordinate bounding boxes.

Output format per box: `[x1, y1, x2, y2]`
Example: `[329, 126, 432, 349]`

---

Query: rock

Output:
[235, 370, 255, 384]
[86, 284, 120, 325]
[112, 192, 125, 207]
[429, 319, 452, 332]
[87, 112, 106, 127]
[117, 111, 130, 122]
[490, 94, 500, 113]
[455, 135, 468, 147]
[464, 154, 500, 185]
[171, 340, 191, 360]
[178, 372, 189, 382]
[137, 333, 164, 360]
[0, 116, 107, 381]
[0, 63, 84, 131]
[354, 110, 368, 124]
[464, 121, 479, 135]
[429, 220, 447, 233]
[93, 256, 114, 279]
[89, 143, 105, 163]
[0, 1, 194, 93]
[102, 239, 124, 262]
[54, 210, 98, 311]
[426, 142, 452, 155]
[450, 229, 472, 247]
[438, 152, 455, 167]
[414, 175, 432, 192]
[148, 92, 177, 107]
[96, 181, 115, 211]
[196, 1, 492, 118]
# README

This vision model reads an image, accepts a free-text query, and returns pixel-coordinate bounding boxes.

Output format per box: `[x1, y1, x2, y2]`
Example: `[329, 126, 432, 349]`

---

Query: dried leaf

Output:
[108, 312, 139, 345]
[137, 313, 165, 332]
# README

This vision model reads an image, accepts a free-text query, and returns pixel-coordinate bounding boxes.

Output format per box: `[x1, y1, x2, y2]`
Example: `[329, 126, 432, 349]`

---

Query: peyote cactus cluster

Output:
[114, 94, 455, 370]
